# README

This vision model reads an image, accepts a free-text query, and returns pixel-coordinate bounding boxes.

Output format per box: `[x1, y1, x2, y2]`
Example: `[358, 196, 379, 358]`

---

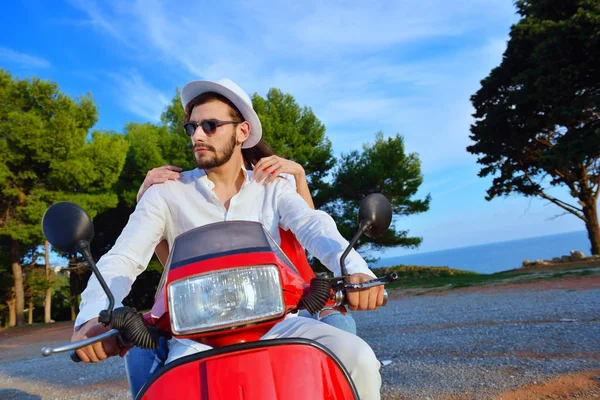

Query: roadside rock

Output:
[570, 250, 586, 260]
[520, 251, 599, 268]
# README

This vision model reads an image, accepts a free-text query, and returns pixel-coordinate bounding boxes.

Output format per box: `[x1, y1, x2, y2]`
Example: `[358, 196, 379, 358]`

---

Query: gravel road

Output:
[1, 279, 599, 399]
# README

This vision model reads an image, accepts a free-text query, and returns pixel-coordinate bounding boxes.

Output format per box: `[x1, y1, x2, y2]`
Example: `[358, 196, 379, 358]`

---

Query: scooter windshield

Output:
[162, 220, 297, 271]
[168, 221, 280, 269]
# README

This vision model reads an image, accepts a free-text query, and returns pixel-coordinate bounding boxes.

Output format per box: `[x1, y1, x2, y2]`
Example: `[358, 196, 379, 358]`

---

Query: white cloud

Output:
[435, 179, 480, 198]
[324, 98, 406, 123]
[0, 47, 50, 68]
[109, 70, 169, 122]
[419, 177, 455, 192]
[242, 0, 515, 55]
[66, 0, 129, 45]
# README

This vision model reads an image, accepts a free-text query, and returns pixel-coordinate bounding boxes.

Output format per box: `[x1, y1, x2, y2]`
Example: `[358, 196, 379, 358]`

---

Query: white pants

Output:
[166, 316, 381, 400]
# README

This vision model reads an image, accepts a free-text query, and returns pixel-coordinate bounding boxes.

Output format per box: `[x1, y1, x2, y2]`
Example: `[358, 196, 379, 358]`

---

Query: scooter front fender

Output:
[137, 338, 358, 400]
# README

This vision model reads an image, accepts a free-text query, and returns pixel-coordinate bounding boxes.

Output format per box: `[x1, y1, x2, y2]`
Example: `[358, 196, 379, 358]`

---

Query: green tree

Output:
[323, 133, 430, 260]
[64, 258, 94, 320]
[43, 240, 52, 323]
[0, 70, 128, 325]
[89, 120, 191, 251]
[116, 123, 174, 206]
[252, 89, 336, 207]
[23, 261, 47, 324]
[160, 89, 195, 170]
[468, 0, 600, 254]
[50, 271, 71, 322]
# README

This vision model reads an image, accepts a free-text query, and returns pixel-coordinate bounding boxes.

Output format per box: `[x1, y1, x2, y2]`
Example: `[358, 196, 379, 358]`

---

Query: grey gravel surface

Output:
[1, 283, 598, 399]
[362, 285, 600, 399]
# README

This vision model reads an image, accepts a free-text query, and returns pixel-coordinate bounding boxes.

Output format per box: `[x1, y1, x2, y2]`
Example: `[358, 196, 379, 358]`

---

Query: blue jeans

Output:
[124, 311, 357, 398]
[298, 309, 357, 335]
[124, 336, 170, 399]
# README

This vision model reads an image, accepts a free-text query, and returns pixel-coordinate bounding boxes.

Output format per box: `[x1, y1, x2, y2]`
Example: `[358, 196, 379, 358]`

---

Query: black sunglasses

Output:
[182, 119, 242, 137]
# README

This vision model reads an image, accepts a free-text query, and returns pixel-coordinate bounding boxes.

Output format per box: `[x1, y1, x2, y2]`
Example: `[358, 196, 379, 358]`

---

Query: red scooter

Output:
[41, 194, 397, 400]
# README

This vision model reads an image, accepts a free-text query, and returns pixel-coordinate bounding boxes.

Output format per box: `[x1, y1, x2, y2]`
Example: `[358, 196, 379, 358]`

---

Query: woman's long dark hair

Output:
[242, 139, 275, 170]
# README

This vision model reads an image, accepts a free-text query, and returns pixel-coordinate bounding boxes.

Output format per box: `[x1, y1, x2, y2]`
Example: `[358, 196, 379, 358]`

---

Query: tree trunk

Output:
[70, 296, 79, 321]
[68, 259, 89, 321]
[69, 265, 81, 321]
[0, 306, 6, 327]
[7, 296, 16, 327]
[28, 298, 33, 324]
[10, 240, 25, 326]
[44, 240, 52, 323]
[583, 201, 600, 255]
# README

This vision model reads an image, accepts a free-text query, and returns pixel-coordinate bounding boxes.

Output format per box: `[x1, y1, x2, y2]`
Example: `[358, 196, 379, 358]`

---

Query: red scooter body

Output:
[137, 221, 358, 400]
[139, 339, 357, 400]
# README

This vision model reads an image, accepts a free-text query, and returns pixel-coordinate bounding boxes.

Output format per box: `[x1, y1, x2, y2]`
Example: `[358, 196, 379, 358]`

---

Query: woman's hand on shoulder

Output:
[136, 165, 183, 203]
[252, 156, 305, 184]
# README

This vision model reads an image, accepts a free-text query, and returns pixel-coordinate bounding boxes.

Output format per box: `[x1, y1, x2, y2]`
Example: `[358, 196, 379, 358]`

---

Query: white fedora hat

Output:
[180, 78, 262, 149]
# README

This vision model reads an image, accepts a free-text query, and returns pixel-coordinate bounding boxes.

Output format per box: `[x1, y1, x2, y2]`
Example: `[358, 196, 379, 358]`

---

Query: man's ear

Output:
[237, 121, 251, 146]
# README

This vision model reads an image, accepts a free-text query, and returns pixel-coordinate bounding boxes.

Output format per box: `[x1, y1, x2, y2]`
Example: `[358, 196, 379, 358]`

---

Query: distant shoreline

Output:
[373, 230, 590, 274]
[378, 229, 587, 261]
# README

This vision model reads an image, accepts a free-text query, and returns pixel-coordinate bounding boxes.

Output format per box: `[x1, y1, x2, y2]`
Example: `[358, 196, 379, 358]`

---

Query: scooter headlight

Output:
[168, 265, 284, 335]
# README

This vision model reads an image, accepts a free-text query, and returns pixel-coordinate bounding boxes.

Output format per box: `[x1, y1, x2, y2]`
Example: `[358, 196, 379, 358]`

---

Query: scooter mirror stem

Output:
[76, 240, 115, 324]
[339, 220, 372, 279]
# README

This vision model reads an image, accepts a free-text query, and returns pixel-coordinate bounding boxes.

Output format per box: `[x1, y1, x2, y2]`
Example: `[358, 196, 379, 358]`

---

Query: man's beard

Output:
[194, 131, 237, 170]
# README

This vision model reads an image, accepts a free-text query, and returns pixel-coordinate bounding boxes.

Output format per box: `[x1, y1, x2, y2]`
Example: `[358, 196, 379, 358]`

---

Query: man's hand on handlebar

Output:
[345, 273, 385, 311]
[71, 318, 127, 362]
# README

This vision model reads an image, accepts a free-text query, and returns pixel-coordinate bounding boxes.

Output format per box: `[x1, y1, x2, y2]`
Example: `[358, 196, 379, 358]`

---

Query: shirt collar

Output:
[196, 165, 251, 190]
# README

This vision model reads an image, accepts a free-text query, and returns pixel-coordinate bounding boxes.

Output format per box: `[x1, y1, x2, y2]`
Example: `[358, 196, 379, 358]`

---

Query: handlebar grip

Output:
[70, 350, 82, 363]
[334, 289, 390, 307]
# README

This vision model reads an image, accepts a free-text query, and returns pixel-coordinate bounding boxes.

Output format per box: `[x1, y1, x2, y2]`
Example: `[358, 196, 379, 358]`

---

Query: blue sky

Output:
[1, 0, 588, 259]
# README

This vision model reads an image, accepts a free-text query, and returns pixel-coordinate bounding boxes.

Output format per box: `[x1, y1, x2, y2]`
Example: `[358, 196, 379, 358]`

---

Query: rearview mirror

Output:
[42, 202, 94, 254]
[339, 193, 393, 277]
[358, 193, 392, 238]
[42, 202, 115, 318]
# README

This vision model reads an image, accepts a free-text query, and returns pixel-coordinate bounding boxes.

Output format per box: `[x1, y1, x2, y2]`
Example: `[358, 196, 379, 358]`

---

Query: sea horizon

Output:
[373, 230, 591, 274]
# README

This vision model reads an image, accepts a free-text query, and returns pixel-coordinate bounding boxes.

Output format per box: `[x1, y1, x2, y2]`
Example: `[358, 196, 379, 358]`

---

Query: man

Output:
[72, 78, 383, 399]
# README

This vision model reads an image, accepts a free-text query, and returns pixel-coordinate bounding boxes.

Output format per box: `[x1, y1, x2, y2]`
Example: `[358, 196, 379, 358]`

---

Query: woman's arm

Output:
[153, 239, 170, 267]
[137, 165, 182, 203]
[252, 155, 315, 209]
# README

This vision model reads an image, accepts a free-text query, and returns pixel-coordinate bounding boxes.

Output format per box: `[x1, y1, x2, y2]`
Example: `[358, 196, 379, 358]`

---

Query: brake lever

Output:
[41, 329, 121, 357]
[343, 272, 398, 290]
